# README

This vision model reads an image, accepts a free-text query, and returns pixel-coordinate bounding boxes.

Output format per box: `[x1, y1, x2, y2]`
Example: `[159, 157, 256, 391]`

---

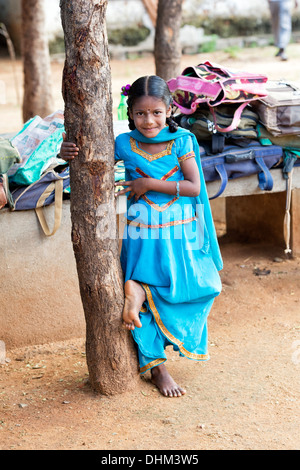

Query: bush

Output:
[108, 26, 150, 46]
[183, 16, 272, 38]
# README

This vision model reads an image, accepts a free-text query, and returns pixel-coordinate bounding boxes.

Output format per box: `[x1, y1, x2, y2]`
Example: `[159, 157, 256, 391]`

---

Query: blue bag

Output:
[11, 165, 70, 236]
[199, 141, 283, 199]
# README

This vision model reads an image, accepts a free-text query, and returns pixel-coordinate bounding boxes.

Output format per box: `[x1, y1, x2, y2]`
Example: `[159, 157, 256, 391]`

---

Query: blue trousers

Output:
[269, 0, 293, 49]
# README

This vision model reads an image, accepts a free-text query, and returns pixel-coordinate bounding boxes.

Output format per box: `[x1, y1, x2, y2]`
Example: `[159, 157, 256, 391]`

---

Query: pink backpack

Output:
[167, 61, 268, 133]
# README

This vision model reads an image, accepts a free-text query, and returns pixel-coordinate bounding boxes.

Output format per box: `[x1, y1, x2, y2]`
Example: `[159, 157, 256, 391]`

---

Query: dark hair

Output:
[127, 75, 178, 133]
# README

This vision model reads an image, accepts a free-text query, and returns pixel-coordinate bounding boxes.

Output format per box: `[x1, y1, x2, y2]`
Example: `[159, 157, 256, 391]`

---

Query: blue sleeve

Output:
[176, 135, 196, 163]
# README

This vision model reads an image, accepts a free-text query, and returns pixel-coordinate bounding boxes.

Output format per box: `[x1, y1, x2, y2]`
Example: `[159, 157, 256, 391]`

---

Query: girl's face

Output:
[129, 95, 172, 138]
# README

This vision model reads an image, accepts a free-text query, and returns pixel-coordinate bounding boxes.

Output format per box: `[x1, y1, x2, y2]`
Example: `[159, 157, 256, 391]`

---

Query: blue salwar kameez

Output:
[115, 127, 222, 373]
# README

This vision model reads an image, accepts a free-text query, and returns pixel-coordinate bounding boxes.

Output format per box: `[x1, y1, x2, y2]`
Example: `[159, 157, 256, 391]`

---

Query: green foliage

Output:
[223, 45, 241, 59]
[49, 36, 65, 54]
[183, 16, 273, 38]
[108, 26, 150, 46]
[198, 35, 218, 53]
[292, 14, 300, 31]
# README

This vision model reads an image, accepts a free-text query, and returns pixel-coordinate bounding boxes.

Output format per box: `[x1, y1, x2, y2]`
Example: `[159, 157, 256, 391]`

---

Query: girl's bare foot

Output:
[151, 364, 186, 397]
[123, 280, 146, 330]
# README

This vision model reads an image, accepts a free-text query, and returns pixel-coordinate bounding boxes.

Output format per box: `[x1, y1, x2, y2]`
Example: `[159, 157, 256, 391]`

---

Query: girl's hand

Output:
[59, 132, 79, 161]
[115, 178, 150, 201]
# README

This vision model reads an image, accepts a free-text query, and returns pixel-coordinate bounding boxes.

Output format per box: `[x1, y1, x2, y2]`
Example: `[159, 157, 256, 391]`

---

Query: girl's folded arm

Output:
[148, 157, 200, 198]
[115, 157, 200, 200]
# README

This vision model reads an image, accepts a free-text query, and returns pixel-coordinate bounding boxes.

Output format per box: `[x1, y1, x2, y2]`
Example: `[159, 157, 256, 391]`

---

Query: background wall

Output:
[0, 0, 282, 54]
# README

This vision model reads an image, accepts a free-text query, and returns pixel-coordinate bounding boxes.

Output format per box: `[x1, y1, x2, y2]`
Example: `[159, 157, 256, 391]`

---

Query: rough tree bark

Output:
[154, 0, 183, 81]
[21, 0, 54, 122]
[60, 0, 139, 395]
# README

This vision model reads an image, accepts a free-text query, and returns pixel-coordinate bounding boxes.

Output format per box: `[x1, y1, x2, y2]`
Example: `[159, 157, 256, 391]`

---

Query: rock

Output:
[253, 267, 271, 276]
[161, 418, 177, 425]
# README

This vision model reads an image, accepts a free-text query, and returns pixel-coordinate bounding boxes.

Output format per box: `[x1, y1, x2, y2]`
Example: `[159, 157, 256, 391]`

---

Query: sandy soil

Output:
[0, 45, 300, 451]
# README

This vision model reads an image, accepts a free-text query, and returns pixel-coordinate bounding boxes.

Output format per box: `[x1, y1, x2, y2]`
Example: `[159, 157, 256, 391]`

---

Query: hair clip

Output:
[121, 84, 131, 96]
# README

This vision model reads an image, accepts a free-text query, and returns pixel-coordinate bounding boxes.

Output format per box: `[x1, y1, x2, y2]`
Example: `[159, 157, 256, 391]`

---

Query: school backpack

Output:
[199, 141, 283, 200]
[167, 61, 268, 133]
[177, 103, 260, 153]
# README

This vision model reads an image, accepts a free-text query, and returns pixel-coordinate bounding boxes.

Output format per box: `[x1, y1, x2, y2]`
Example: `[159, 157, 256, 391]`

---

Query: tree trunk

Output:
[154, 0, 183, 81]
[21, 0, 54, 122]
[141, 0, 158, 26]
[60, 0, 139, 395]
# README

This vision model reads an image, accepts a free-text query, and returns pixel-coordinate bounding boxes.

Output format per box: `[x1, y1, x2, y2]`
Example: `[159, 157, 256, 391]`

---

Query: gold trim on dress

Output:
[140, 358, 166, 374]
[178, 151, 195, 163]
[134, 165, 181, 212]
[135, 165, 179, 181]
[130, 137, 174, 161]
[126, 216, 196, 229]
[161, 166, 180, 180]
[135, 167, 151, 178]
[141, 283, 209, 361]
[140, 194, 178, 212]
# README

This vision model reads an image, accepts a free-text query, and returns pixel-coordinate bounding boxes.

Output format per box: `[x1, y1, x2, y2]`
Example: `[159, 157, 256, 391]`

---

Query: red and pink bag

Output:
[167, 61, 268, 133]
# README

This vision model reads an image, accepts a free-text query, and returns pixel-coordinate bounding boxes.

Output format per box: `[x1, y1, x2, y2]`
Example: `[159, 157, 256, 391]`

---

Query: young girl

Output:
[60, 75, 223, 398]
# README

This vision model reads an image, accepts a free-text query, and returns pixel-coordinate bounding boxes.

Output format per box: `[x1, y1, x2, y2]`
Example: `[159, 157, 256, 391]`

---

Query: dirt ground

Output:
[1, 45, 300, 451]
